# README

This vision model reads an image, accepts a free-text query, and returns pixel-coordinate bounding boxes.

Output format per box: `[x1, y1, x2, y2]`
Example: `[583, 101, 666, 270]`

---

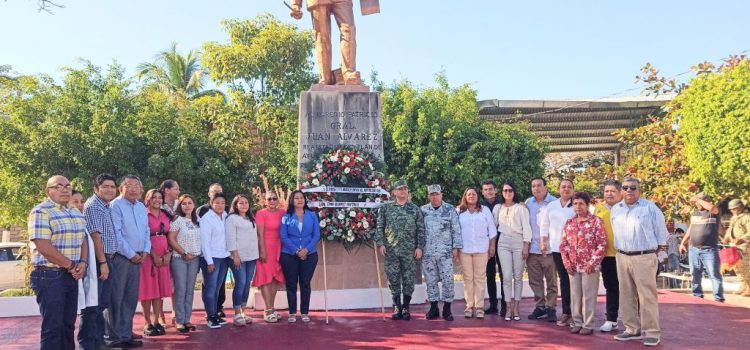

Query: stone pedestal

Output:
[297, 90, 384, 178]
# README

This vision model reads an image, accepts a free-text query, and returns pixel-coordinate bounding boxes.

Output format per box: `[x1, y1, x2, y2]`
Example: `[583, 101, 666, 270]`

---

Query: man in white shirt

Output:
[539, 179, 576, 327]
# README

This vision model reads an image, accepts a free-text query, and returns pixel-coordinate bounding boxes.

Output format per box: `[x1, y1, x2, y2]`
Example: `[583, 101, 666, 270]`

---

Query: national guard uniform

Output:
[421, 184, 462, 321]
[375, 180, 425, 320]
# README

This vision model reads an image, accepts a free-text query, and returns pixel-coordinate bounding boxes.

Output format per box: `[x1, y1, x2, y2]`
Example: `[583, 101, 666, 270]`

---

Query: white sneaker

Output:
[600, 320, 618, 332]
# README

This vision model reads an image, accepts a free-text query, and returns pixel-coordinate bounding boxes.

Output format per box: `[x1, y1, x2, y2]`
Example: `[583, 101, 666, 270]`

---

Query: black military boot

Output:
[442, 302, 454, 321]
[425, 301, 440, 320]
[391, 295, 403, 320]
[401, 295, 412, 320]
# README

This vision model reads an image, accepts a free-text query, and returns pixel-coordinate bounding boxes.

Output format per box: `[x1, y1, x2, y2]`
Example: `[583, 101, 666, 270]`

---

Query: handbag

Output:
[719, 246, 741, 267]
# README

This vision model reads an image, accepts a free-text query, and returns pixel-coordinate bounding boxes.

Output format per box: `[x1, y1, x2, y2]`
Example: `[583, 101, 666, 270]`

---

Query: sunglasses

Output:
[266, 198, 279, 201]
[502, 189, 514, 193]
[622, 186, 639, 191]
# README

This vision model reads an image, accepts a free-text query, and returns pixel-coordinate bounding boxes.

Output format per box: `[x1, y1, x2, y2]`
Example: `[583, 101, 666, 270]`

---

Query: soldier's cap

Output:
[696, 192, 712, 202]
[427, 184, 442, 194]
[393, 179, 408, 189]
[728, 199, 745, 210]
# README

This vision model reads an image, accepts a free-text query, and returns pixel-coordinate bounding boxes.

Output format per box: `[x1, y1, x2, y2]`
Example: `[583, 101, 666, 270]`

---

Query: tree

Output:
[136, 42, 222, 102]
[676, 58, 750, 199]
[381, 74, 547, 204]
[202, 14, 316, 189]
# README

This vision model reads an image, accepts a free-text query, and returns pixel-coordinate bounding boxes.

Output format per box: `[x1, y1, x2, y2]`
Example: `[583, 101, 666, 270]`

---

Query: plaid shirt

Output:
[28, 199, 86, 267]
[84, 194, 117, 254]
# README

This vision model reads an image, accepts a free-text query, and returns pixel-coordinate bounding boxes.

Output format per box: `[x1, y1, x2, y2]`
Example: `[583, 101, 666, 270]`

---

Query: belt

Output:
[617, 249, 656, 256]
[105, 253, 118, 259]
[34, 265, 67, 272]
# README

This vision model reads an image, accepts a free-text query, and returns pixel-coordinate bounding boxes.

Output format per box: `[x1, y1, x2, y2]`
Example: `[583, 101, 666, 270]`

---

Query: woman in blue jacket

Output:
[280, 190, 321, 323]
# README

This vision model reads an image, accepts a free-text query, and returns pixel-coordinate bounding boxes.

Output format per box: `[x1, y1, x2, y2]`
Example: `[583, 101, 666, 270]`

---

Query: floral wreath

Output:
[300, 147, 390, 250]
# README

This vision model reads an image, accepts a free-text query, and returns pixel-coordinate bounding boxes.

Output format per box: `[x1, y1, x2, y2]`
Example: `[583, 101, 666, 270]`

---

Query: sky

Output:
[1, 0, 748, 101]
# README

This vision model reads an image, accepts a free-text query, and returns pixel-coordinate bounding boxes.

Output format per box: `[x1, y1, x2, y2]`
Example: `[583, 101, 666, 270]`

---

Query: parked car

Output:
[0, 242, 29, 291]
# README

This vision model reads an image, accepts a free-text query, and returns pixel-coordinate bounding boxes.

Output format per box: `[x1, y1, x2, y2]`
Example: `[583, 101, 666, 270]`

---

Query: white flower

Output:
[302, 182, 310, 187]
[343, 155, 351, 163]
[329, 155, 338, 162]
[312, 178, 320, 186]
[356, 222, 362, 228]
[320, 220, 327, 228]
[316, 163, 323, 170]
[344, 167, 351, 174]
[349, 210, 356, 217]
[363, 221, 369, 229]
[373, 179, 379, 186]
[355, 156, 363, 162]
[337, 213, 345, 220]
[347, 235, 355, 242]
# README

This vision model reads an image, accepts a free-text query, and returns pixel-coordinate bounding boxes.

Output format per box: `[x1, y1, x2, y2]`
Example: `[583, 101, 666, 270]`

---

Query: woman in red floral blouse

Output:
[560, 192, 607, 335]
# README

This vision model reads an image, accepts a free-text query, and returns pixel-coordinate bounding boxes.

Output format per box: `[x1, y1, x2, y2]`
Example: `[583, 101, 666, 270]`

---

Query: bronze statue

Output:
[290, 0, 378, 86]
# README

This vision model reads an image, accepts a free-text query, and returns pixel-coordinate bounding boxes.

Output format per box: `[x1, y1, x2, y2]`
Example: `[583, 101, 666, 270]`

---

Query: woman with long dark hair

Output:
[140, 189, 173, 336]
[168, 194, 202, 333]
[279, 190, 321, 323]
[225, 194, 259, 326]
[492, 182, 531, 321]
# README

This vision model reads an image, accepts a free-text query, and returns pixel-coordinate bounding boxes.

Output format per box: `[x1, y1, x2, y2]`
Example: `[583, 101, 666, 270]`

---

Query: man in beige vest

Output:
[290, 0, 363, 85]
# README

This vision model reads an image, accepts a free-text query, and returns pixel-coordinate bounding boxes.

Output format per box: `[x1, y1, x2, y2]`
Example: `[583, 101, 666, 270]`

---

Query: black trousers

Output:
[600, 256, 619, 322]
[280, 252, 319, 314]
[486, 253, 506, 309]
[552, 252, 571, 315]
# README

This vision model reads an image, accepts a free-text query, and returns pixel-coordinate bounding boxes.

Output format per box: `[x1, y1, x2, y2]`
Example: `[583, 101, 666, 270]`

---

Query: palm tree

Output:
[136, 42, 222, 100]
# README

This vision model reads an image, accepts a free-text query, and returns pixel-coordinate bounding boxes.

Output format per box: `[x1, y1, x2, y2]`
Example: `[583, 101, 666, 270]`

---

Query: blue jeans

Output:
[229, 260, 257, 309]
[689, 246, 724, 301]
[200, 256, 229, 317]
[30, 268, 78, 350]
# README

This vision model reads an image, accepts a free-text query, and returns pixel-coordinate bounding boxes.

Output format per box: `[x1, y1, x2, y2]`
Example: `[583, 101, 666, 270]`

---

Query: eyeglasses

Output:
[502, 189, 514, 193]
[47, 183, 72, 191]
[622, 186, 639, 191]
[267, 198, 278, 201]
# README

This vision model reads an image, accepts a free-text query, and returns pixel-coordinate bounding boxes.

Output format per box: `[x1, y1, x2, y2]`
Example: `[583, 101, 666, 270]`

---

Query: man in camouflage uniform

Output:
[725, 199, 750, 296]
[375, 180, 426, 320]
[421, 184, 462, 321]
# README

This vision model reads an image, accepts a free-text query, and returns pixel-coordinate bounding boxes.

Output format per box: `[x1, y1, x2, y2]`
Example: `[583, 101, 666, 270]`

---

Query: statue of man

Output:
[290, 0, 363, 85]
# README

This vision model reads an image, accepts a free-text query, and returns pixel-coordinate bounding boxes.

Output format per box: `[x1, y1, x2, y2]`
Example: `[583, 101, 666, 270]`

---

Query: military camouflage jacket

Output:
[420, 202, 462, 257]
[375, 201, 426, 253]
[726, 212, 750, 252]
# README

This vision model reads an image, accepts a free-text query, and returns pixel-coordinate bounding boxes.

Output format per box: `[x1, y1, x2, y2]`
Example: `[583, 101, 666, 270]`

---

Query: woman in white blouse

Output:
[457, 187, 497, 319]
[492, 182, 532, 321]
[167, 194, 202, 333]
[225, 194, 259, 326]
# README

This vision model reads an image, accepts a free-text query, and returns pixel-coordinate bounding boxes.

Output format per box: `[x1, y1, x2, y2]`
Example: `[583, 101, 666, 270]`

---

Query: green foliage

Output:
[676, 59, 750, 199]
[135, 42, 221, 100]
[381, 74, 547, 205]
[202, 14, 316, 189]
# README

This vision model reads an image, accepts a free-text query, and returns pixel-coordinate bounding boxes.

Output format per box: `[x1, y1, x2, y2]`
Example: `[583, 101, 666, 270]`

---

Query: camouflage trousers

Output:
[385, 251, 418, 297]
[737, 255, 750, 292]
[422, 254, 454, 302]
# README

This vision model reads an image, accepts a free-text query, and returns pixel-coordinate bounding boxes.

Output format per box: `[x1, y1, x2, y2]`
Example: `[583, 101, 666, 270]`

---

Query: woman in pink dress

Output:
[252, 191, 286, 323]
[140, 189, 173, 336]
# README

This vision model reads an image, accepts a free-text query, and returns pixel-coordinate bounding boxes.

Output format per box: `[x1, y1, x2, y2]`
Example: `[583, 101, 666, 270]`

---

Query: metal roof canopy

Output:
[478, 98, 670, 153]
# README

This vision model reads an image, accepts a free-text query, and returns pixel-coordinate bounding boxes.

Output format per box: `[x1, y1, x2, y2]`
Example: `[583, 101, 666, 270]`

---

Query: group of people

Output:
[29, 174, 321, 349]
[28, 172, 750, 350]
[374, 177, 668, 347]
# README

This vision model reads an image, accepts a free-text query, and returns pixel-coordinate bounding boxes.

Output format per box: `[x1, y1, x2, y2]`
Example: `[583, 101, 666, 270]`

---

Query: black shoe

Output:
[143, 324, 158, 337]
[500, 300, 508, 318]
[216, 315, 228, 325]
[401, 295, 412, 321]
[217, 310, 226, 318]
[484, 304, 499, 315]
[425, 301, 440, 320]
[442, 302, 454, 321]
[176, 323, 189, 333]
[124, 339, 143, 348]
[154, 323, 166, 335]
[391, 295, 403, 320]
[207, 316, 221, 329]
[527, 307, 547, 320]
[185, 322, 197, 331]
[546, 307, 558, 322]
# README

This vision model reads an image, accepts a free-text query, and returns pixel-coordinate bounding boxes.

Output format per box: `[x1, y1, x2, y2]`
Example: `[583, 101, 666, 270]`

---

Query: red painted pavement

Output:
[1, 291, 749, 349]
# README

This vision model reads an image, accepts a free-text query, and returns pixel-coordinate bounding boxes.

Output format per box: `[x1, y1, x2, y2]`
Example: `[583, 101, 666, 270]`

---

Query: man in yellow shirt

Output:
[593, 180, 621, 332]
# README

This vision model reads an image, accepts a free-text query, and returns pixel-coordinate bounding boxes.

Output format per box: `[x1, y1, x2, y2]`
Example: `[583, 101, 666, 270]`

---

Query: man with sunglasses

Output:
[610, 178, 668, 347]
[29, 175, 88, 350]
[679, 192, 724, 302]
